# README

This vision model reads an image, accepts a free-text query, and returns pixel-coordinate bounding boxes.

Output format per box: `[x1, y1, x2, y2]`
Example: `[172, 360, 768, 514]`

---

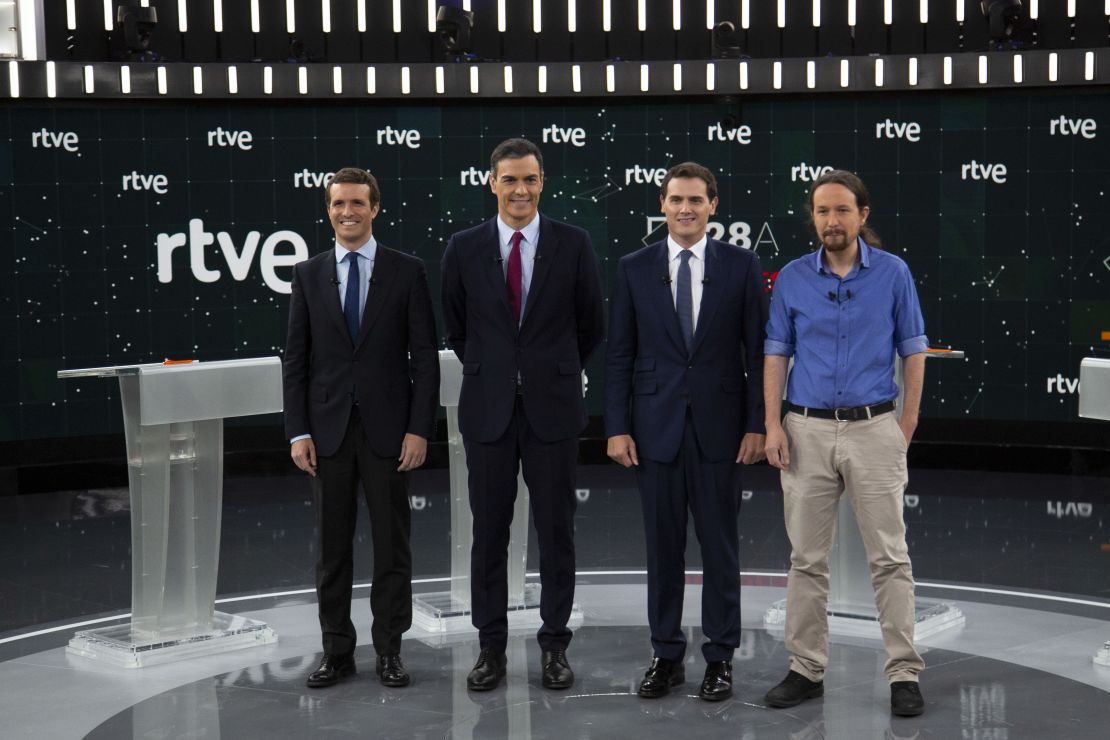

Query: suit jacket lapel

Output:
[480, 219, 515, 331]
[649, 241, 687, 355]
[691, 239, 723, 356]
[354, 245, 395, 351]
[318, 254, 349, 341]
[519, 216, 558, 329]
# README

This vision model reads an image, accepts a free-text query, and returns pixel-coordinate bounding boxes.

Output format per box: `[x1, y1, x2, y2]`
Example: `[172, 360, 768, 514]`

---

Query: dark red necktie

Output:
[506, 231, 523, 323]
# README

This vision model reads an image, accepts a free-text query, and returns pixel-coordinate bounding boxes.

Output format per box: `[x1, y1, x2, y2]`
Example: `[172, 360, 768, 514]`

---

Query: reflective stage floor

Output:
[2, 464, 1108, 738]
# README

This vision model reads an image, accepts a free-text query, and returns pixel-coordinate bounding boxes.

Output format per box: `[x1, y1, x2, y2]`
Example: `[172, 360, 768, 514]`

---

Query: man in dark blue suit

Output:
[283, 168, 439, 689]
[441, 138, 605, 691]
[605, 162, 767, 701]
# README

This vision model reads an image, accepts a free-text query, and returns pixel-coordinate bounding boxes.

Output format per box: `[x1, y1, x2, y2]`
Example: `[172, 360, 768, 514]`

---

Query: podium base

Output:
[66, 611, 277, 668]
[412, 584, 584, 638]
[1094, 641, 1110, 667]
[763, 598, 964, 640]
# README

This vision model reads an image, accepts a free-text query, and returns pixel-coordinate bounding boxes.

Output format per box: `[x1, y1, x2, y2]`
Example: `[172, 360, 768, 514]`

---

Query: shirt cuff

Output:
[290, 434, 312, 444]
[764, 339, 794, 357]
[897, 335, 928, 358]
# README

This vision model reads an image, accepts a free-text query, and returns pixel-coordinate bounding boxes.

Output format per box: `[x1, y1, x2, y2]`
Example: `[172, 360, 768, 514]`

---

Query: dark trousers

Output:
[314, 411, 412, 657]
[464, 396, 579, 653]
[636, 418, 742, 663]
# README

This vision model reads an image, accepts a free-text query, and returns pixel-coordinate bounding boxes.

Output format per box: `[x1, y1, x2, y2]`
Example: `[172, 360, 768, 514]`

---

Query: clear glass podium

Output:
[765, 349, 966, 639]
[411, 351, 583, 637]
[1078, 357, 1110, 667]
[57, 358, 284, 667]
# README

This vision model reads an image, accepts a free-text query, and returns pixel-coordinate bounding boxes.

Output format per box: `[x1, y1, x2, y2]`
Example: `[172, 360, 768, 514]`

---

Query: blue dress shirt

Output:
[765, 237, 928, 409]
[335, 237, 377, 318]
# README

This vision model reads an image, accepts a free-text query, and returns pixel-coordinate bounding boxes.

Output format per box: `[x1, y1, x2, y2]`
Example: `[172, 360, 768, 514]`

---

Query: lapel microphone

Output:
[534, 254, 545, 262]
[702, 277, 711, 285]
[662, 275, 672, 285]
[493, 256, 503, 264]
[331, 277, 340, 286]
[827, 291, 836, 301]
[369, 277, 377, 286]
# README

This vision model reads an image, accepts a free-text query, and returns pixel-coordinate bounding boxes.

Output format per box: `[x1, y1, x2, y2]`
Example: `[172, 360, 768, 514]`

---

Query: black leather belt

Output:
[785, 400, 896, 421]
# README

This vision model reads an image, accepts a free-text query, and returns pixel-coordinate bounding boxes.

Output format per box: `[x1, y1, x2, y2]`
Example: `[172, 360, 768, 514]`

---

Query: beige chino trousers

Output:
[780, 410, 924, 683]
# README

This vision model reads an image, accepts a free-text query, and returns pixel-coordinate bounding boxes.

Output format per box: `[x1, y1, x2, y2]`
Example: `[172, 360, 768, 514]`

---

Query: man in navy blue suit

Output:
[441, 138, 605, 691]
[605, 162, 767, 701]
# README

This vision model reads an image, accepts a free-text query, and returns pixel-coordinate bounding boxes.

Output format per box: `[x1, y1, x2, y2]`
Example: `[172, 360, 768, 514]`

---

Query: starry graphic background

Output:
[1, 89, 1107, 442]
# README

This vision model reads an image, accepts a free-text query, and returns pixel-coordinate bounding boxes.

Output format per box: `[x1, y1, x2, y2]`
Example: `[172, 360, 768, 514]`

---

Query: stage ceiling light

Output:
[436, 5, 475, 62]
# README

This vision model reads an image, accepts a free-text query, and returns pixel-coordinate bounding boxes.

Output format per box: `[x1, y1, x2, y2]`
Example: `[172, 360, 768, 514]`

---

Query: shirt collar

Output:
[334, 236, 377, 263]
[810, 235, 871, 274]
[666, 233, 708, 262]
[496, 213, 541, 247]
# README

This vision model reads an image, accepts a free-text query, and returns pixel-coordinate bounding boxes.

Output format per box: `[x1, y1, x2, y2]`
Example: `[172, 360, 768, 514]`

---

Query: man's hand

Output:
[607, 434, 639, 468]
[736, 432, 767, 465]
[764, 424, 790, 470]
[397, 433, 428, 472]
[291, 438, 317, 477]
[898, 414, 918, 447]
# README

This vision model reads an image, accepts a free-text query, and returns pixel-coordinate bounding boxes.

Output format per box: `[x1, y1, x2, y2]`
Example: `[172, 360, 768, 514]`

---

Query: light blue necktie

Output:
[676, 249, 694, 353]
[343, 252, 361, 343]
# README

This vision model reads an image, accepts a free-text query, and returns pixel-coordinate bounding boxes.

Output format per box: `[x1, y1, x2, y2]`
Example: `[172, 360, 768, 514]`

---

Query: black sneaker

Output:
[890, 681, 925, 716]
[764, 670, 824, 708]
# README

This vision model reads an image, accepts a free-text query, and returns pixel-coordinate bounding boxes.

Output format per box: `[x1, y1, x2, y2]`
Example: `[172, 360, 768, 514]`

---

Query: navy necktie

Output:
[344, 252, 361, 342]
[676, 249, 694, 353]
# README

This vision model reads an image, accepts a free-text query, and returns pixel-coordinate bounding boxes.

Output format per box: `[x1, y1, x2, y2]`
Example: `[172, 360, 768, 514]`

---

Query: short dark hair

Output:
[489, 138, 544, 176]
[659, 162, 718, 202]
[806, 169, 882, 247]
[324, 167, 381, 207]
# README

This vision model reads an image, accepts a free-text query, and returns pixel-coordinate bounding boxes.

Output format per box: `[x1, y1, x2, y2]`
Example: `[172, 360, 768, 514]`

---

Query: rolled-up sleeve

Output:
[764, 269, 795, 357]
[893, 262, 928, 357]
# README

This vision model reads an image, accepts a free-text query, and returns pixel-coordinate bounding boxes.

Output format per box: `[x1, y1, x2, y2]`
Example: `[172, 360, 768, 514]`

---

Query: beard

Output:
[820, 230, 853, 252]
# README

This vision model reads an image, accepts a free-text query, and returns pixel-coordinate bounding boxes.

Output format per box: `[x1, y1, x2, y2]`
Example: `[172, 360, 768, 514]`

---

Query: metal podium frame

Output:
[57, 358, 283, 667]
[1078, 357, 1110, 667]
[412, 351, 583, 637]
[765, 349, 966, 639]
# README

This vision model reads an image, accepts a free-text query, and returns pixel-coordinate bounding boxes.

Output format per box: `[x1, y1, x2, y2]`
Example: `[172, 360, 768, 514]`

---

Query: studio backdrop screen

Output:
[1, 89, 1107, 443]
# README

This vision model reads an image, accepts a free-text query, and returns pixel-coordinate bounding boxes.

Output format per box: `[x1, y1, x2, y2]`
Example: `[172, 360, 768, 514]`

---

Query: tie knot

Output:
[345, 252, 359, 263]
[510, 231, 523, 248]
[679, 249, 693, 264]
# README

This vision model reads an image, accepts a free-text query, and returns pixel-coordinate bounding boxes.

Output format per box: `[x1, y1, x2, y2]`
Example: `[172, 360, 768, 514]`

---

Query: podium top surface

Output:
[58, 357, 284, 424]
[1079, 357, 1110, 421]
[58, 357, 280, 379]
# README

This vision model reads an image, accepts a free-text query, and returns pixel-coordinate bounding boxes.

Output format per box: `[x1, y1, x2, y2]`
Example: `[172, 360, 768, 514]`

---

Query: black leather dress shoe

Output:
[466, 649, 507, 691]
[306, 654, 356, 688]
[698, 661, 733, 702]
[637, 657, 685, 698]
[541, 649, 574, 689]
[764, 670, 824, 708]
[890, 681, 925, 716]
[376, 654, 410, 687]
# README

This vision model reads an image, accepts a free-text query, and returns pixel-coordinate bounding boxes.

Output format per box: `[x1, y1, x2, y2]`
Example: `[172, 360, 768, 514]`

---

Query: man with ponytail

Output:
[762, 170, 929, 717]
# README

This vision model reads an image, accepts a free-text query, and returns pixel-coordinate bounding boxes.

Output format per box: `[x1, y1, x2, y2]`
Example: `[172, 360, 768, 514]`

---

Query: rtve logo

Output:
[31, 128, 79, 152]
[960, 160, 1007, 183]
[376, 126, 421, 149]
[156, 218, 309, 294]
[706, 123, 752, 144]
[294, 170, 336, 188]
[207, 126, 254, 150]
[541, 124, 586, 147]
[874, 119, 921, 142]
[790, 163, 833, 182]
[625, 165, 667, 186]
[1046, 374, 1080, 394]
[1049, 115, 1097, 139]
[459, 167, 492, 186]
[122, 171, 169, 194]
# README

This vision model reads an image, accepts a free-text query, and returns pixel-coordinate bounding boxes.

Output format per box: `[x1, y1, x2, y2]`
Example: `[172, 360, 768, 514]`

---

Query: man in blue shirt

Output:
[762, 170, 928, 717]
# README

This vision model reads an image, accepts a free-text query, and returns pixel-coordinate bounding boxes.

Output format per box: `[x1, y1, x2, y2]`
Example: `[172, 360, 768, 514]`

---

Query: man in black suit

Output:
[441, 138, 605, 691]
[283, 167, 439, 689]
[605, 162, 767, 701]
